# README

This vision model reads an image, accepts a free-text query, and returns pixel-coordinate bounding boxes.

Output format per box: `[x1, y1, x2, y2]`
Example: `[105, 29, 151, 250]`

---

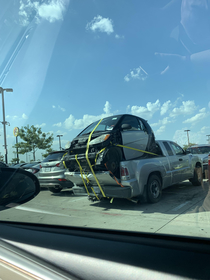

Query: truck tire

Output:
[189, 168, 202, 186]
[49, 187, 62, 193]
[147, 174, 162, 203]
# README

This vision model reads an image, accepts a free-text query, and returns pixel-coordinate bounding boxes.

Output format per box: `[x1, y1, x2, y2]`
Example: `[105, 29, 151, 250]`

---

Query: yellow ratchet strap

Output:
[95, 147, 106, 164]
[91, 187, 99, 200]
[115, 144, 158, 156]
[75, 155, 90, 196]
[85, 118, 106, 198]
[62, 152, 68, 169]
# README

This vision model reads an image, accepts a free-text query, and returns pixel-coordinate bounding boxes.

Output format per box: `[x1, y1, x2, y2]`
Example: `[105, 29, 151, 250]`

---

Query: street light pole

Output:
[0, 87, 13, 164]
[207, 135, 210, 144]
[184, 130, 190, 146]
[57, 134, 63, 150]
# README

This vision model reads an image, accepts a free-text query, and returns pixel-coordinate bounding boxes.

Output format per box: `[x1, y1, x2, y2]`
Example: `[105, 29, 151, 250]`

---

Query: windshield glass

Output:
[79, 116, 121, 136]
[188, 147, 210, 154]
[42, 152, 66, 162]
[0, 0, 210, 240]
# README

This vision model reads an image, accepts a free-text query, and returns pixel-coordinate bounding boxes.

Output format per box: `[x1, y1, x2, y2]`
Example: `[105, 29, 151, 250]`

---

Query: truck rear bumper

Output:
[72, 185, 132, 199]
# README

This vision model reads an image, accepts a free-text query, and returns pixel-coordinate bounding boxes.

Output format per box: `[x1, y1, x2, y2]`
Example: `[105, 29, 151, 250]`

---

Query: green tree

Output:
[0, 154, 4, 162]
[182, 142, 197, 151]
[14, 125, 54, 161]
[42, 147, 55, 158]
[11, 158, 19, 164]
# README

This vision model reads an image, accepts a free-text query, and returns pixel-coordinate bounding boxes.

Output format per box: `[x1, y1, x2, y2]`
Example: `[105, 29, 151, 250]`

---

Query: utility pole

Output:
[57, 135, 63, 150]
[184, 130, 190, 146]
[207, 135, 210, 144]
[0, 87, 13, 164]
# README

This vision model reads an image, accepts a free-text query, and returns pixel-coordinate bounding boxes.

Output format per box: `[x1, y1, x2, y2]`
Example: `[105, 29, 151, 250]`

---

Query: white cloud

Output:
[58, 105, 65, 112]
[103, 101, 111, 114]
[22, 113, 28, 119]
[115, 34, 124, 39]
[183, 108, 209, 124]
[200, 126, 210, 134]
[35, 123, 46, 128]
[64, 102, 113, 130]
[52, 105, 65, 111]
[170, 100, 197, 117]
[156, 126, 165, 135]
[124, 76, 130, 82]
[160, 101, 171, 115]
[208, 102, 210, 109]
[130, 100, 160, 120]
[56, 130, 66, 135]
[124, 66, 148, 82]
[173, 129, 204, 146]
[86, 15, 114, 35]
[151, 117, 171, 127]
[19, 0, 69, 26]
[53, 122, 62, 127]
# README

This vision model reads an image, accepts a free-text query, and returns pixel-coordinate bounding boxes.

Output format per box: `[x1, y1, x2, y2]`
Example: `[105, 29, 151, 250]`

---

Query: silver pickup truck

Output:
[65, 140, 202, 203]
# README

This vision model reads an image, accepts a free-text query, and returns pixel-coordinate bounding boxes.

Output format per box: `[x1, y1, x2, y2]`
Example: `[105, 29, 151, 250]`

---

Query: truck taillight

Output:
[56, 163, 60, 167]
[121, 166, 130, 180]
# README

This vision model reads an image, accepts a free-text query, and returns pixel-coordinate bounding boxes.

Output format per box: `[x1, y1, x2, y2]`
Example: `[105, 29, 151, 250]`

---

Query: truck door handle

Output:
[179, 158, 183, 161]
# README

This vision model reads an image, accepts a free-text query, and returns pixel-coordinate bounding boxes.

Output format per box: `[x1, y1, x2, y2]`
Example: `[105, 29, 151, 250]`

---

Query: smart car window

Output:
[121, 116, 141, 131]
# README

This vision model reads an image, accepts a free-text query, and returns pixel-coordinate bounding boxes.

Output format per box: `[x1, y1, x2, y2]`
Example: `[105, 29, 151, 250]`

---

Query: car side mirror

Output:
[0, 168, 40, 209]
[121, 124, 132, 130]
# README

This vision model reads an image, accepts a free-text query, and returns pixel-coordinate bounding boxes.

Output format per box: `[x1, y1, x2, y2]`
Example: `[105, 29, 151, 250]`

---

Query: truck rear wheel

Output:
[147, 174, 162, 203]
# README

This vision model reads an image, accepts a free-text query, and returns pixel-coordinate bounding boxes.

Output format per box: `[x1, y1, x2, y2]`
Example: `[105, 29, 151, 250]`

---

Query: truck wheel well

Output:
[148, 171, 162, 186]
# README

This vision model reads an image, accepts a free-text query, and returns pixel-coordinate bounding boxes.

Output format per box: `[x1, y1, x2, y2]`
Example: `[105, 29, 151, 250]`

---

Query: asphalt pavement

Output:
[1, 180, 210, 238]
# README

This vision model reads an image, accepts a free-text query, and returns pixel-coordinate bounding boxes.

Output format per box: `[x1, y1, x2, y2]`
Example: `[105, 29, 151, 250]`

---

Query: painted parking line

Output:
[16, 206, 70, 217]
[171, 201, 190, 212]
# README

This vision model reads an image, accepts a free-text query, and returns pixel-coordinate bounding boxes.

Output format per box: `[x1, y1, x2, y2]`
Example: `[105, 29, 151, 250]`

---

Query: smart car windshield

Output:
[0, 0, 210, 240]
[79, 115, 121, 136]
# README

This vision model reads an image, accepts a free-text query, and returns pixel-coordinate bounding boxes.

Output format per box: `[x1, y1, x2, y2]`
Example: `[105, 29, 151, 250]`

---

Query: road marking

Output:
[70, 196, 87, 202]
[171, 201, 189, 211]
[16, 206, 70, 217]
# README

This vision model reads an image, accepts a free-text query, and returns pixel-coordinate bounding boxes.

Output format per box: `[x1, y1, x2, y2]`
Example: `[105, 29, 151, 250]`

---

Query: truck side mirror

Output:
[121, 124, 132, 130]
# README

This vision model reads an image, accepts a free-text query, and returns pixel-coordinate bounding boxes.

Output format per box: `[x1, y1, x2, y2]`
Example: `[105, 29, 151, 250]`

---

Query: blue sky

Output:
[0, 0, 210, 162]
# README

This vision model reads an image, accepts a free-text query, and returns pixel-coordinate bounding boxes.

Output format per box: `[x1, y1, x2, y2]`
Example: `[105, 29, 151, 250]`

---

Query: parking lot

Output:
[1, 179, 210, 238]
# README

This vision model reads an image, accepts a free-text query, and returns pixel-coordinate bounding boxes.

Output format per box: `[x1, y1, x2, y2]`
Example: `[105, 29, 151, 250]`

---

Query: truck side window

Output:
[170, 143, 185, 156]
[163, 142, 174, 156]
[121, 116, 141, 131]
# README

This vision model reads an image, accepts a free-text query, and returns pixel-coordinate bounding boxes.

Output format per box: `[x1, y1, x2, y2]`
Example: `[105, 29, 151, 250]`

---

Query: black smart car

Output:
[64, 114, 156, 177]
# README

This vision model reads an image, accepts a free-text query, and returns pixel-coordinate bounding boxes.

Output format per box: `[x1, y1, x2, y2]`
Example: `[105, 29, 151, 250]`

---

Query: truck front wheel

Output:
[147, 174, 162, 203]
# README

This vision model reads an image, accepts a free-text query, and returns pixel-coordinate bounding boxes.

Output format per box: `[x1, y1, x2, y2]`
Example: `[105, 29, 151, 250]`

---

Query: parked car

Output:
[64, 114, 156, 178]
[38, 150, 73, 193]
[65, 140, 202, 203]
[21, 162, 41, 177]
[186, 144, 210, 176]
[12, 163, 27, 168]
[0, 162, 8, 168]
